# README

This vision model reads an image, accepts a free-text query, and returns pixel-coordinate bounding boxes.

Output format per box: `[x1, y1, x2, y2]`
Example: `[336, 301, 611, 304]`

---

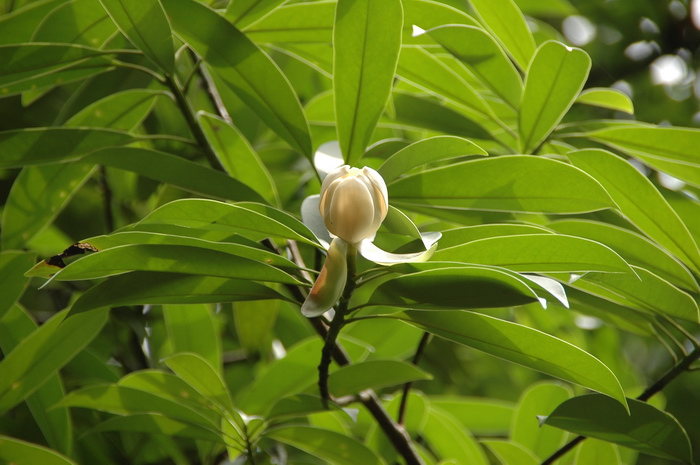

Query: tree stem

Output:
[398, 332, 431, 425]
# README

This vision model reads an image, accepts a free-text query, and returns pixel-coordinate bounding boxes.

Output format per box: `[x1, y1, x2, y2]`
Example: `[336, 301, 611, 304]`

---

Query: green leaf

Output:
[50, 243, 302, 284]
[0, 127, 135, 168]
[468, 0, 536, 70]
[0, 252, 35, 320]
[430, 396, 514, 436]
[576, 266, 700, 322]
[423, 407, 489, 465]
[242, 1, 335, 43]
[378, 135, 486, 184]
[396, 310, 628, 408]
[0, 308, 109, 415]
[549, 220, 699, 292]
[162, 0, 311, 157]
[225, 0, 286, 29]
[82, 147, 266, 202]
[267, 425, 385, 465]
[99, 0, 174, 73]
[370, 265, 540, 310]
[519, 41, 590, 153]
[576, 88, 634, 114]
[389, 155, 613, 214]
[69, 272, 289, 315]
[89, 413, 221, 443]
[198, 112, 278, 205]
[0, 436, 77, 465]
[423, 25, 522, 109]
[334, 0, 403, 164]
[65, 89, 163, 130]
[511, 382, 572, 460]
[327, 360, 432, 397]
[164, 353, 234, 413]
[433, 234, 632, 273]
[438, 224, 553, 249]
[0, 305, 71, 455]
[31, 0, 116, 47]
[118, 370, 216, 412]
[268, 394, 332, 420]
[164, 304, 221, 373]
[576, 439, 622, 465]
[567, 149, 700, 273]
[135, 199, 320, 247]
[544, 394, 693, 463]
[0, 0, 64, 45]
[482, 440, 540, 465]
[233, 299, 279, 355]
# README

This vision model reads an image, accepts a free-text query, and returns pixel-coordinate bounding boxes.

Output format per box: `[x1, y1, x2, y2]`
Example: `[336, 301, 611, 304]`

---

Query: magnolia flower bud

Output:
[320, 165, 389, 244]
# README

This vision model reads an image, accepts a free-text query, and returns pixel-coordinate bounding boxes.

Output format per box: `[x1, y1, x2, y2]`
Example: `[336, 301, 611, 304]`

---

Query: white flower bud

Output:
[319, 165, 389, 244]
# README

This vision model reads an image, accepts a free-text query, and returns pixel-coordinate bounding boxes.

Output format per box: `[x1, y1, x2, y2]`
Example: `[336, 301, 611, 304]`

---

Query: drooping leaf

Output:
[164, 352, 234, 413]
[568, 149, 700, 273]
[544, 394, 693, 463]
[162, 0, 311, 157]
[576, 88, 634, 114]
[519, 41, 590, 153]
[389, 155, 613, 214]
[327, 360, 432, 397]
[0, 436, 77, 465]
[0, 308, 109, 415]
[468, 0, 536, 70]
[334, 0, 403, 164]
[395, 310, 628, 408]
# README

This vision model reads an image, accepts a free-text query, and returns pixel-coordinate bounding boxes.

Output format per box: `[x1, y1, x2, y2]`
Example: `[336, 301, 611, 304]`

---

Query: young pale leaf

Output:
[422, 25, 522, 109]
[379, 135, 486, 184]
[334, 0, 403, 164]
[164, 304, 221, 374]
[327, 360, 432, 397]
[433, 234, 632, 273]
[576, 440, 622, 465]
[519, 41, 591, 153]
[468, 0, 536, 70]
[568, 149, 700, 273]
[576, 88, 634, 114]
[482, 440, 540, 465]
[163, 353, 234, 413]
[162, 0, 311, 157]
[423, 407, 489, 465]
[69, 272, 289, 315]
[544, 394, 693, 463]
[389, 155, 613, 214]
[396, 310, 628, 408]
[0, 252, 36, 320]
[0, 436, 77, 465]
[0, 127, 135, 168]
[0, 308, 109, 415]
[267, 426, 384, 465]
[98, 0, 174, 73]
[370, 266, 540, 310]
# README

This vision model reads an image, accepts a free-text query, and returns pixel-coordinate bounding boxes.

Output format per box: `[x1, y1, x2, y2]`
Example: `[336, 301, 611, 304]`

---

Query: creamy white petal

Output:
[357, 238, 439, 265]
[301, 238, 348, 317]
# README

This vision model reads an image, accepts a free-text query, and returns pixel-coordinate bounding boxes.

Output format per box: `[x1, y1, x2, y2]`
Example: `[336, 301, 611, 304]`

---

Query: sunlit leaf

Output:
[225, 0, 286, 29]
[327, 360, 432, 397]
[576, 88, 634, 114]
[164, 352, 233, 413]
[482, 440, 540, 465]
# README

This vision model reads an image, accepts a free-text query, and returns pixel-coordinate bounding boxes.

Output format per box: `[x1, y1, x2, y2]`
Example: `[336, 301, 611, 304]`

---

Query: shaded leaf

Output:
[0, 0, 65, 45]
[32, 0, 116, 47]
[0, 252, 36, 320]
[430, 396, 514, 436]
[225, 0, 286, 29]
[164, 304, 221, 373]
[164, 353, 233, 413]
[90, 413, 221, 443]
[65, 89, 163, 129]
[482, 440, 540, 465]
[0, 436, 77, 465]
[328, 360, 432, 397]
[423, 407, 489, 465]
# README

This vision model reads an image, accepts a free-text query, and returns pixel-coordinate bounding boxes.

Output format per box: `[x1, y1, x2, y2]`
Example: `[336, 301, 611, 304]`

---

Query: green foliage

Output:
[1, 0, 699, 464]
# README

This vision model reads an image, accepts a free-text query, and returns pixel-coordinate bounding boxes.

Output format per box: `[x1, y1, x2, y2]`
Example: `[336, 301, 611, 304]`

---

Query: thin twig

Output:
[398, 332, 431, 425]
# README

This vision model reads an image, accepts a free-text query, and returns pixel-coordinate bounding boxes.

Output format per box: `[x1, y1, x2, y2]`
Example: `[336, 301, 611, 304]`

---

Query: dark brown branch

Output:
[398, 332, 431, 425]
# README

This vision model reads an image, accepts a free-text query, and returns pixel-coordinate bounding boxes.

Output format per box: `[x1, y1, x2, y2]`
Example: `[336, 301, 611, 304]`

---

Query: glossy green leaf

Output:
[0, 0, 64, 45]
[99, 0, 174, 73]
[136, 199, 319, 246]
[423, 407, 489, 465]
[568, 149, 700, 273]
[0, 252, 35, 320]
[511, 383, 571, 460]
[577, 265, 700, 322]
[430, 396, 514, 436]
[51, 243, 301, 284]
[549, 220, 699, 292]
[576, 439, 622, 465]
[519, 41, 591, 153]
[370, 266, 540, 310]
[267, 425, 384, 465]
[433, 234, 631, 273]
[576, 88, 634, 114]
[396, 310, 627, 408]
[482, 440, 539, 465]
[164, 353, 233, 413]
[242, 1, 335, 43]
[0, 305, 71, 455]
[468, 0, 536, 70]
[516, 0, 576, 16]
[0, 308, 109, 415]
[334, 0, 403, 164]
[544, 394, 693, 463]
[438, 224, 552, 249]
[225, 0, 286, 28]
[327, 360, 432, 397]
[82, 147, 266, 202]
[198, 112, 278, 205]
[89, 413, 221, 443]
[0, 43, 116, 95]
[379, 135, 486, 184]
[389, 155, 613, 214]
[31, 0, 116, 46]
[0, 127, 135, 168]
[164, 305, 221, 373]
[0, 436, 77, 465]
[162, 0, 311, 157]
[69, 272, 289, 315]
[423, 25, 522, 109]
